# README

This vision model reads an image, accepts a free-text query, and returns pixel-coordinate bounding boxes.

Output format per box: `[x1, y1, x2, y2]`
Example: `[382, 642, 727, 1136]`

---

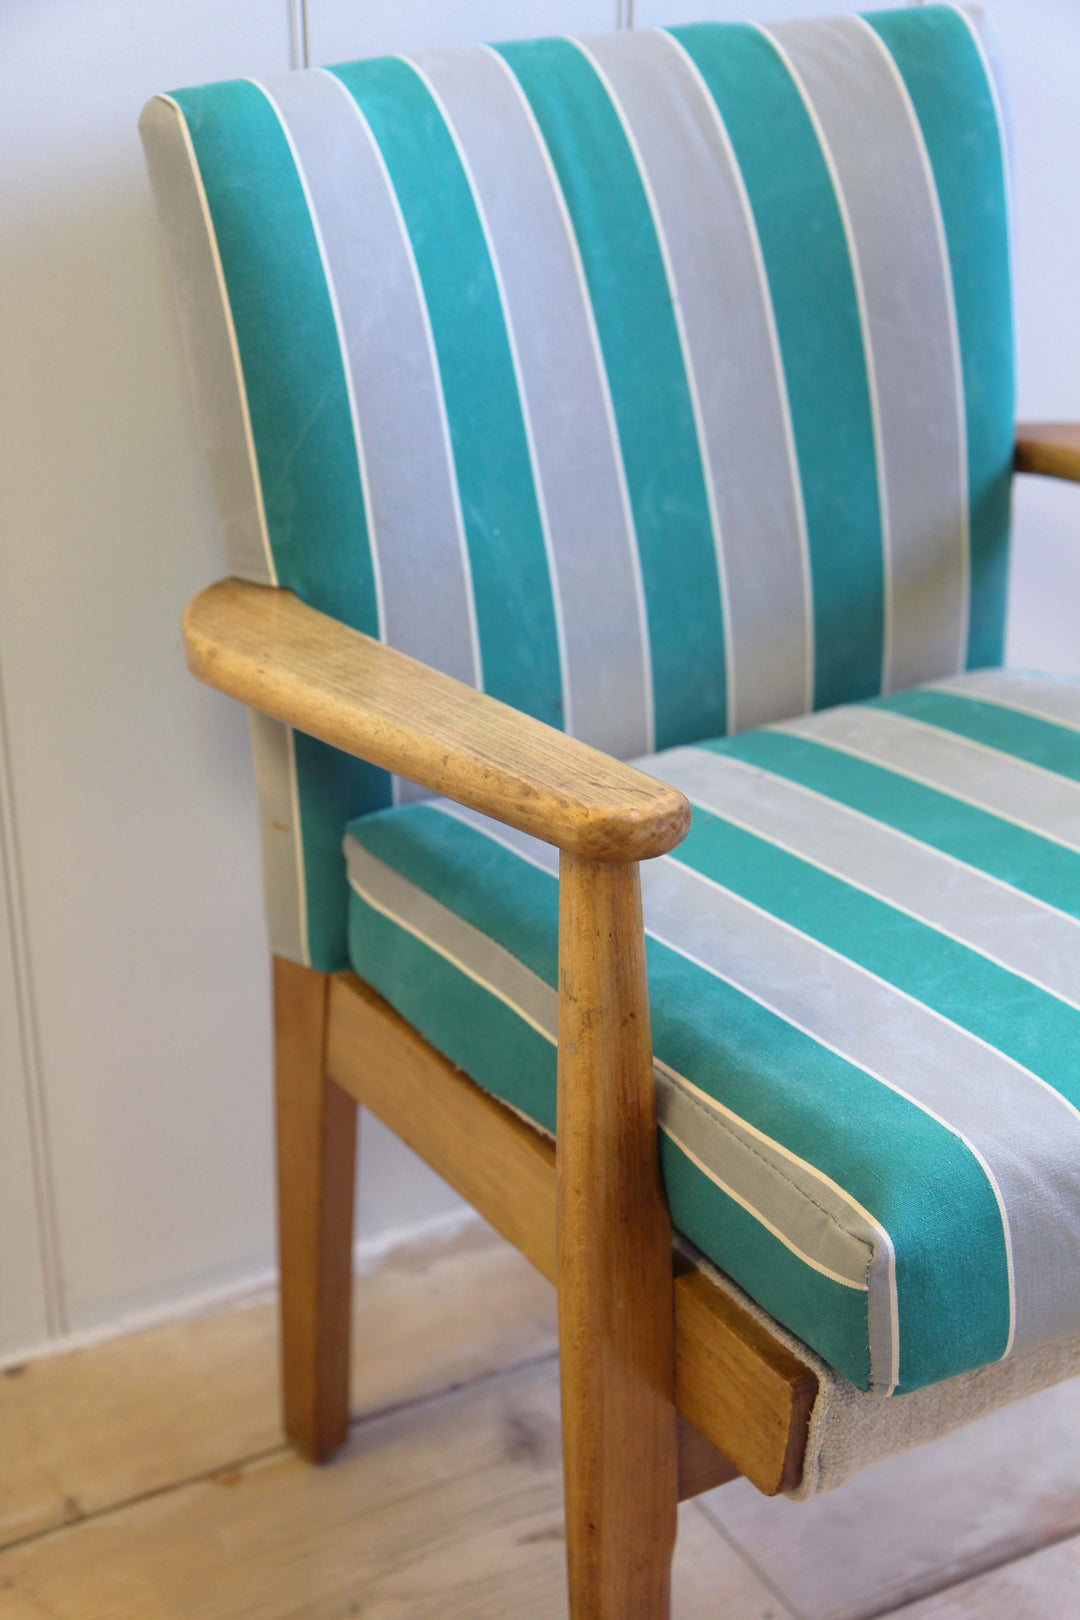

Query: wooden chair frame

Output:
[182, 425, 1079, 1618]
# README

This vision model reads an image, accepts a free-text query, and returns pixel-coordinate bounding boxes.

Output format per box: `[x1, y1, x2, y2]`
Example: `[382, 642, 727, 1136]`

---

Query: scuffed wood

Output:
[328, 972, 817, 1496]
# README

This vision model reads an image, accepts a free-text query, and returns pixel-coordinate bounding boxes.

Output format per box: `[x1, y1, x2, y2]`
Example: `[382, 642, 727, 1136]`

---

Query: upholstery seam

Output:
[661, 1078, 877, 1264]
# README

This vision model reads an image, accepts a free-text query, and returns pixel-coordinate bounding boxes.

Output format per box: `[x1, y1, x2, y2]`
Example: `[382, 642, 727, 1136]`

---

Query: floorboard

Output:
[0, 1362, 784, 1620]
[700, 1375, 1080, 1620]
[0, 1218, 557, 1551]
[4, 1217, 1080, 1618]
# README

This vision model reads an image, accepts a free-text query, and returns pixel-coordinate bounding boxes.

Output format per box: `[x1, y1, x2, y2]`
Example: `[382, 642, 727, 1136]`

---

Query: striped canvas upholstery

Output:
[345, 673, 1080, 1395]
[141, 6, 1014, 972]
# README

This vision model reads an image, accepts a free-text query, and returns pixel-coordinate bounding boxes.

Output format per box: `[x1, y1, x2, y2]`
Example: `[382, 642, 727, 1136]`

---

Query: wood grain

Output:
[555, 853, 678, 1617]
[1015, 421, 1080, 482]
[183, 578, 691, 862]
[0, 1361, 779, 1620]
[703, 1372, 1080, 1620]
[0, 1218, 559, 1553]
[274, 957, 357, 1462]
[327, 971, 818, 1497]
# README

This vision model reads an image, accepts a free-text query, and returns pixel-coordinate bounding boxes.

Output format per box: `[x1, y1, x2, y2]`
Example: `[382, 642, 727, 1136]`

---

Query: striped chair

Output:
[142, 7, 1080, 1611]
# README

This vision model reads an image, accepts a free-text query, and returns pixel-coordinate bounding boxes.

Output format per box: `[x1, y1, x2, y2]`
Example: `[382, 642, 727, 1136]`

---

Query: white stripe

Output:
[854, 18, 970, 674]
[483, 44, 656, 753]
[949, 3, 1015, 259]
[402, 57, 573, 735]
[318, 68, 484, 698]
[416, 792, 1017, 1367]
[348, 840, 887, 1311]
[347, 869, 557, 1044]
[161, 96, 276, 588]
[660, 1123, 868, 1293]
[660, 1060, 898, 1381]
[658, 29, 815, 717]
[930, 677, 1080, 737]
[778, 711, 1080, 857]
[640, 897, 1017, 1359]
[572, 37, 736, 733]
[755, 25, 894, 694]
[250, 81, 383, 637]
[679, 774, 1080, 1015]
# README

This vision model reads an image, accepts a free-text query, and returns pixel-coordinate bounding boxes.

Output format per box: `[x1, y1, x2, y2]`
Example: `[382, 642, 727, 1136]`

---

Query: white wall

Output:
[0, 0, 1077, 1358]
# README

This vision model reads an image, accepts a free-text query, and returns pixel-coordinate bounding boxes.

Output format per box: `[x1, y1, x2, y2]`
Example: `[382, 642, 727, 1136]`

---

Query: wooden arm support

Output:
[1015, 423, 1080, 483]
[183, 578, 689, 863]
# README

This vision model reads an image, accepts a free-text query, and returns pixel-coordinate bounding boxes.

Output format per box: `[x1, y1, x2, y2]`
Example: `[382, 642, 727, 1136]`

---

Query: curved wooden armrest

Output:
[1015, 423, 1080, 483]
[183, 578, 690, 862]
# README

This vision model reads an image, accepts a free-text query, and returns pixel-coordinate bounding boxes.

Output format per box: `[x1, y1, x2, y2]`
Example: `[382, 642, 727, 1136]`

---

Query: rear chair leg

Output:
[557, 855, 679, 1618]
[274, 956, 358, 1462]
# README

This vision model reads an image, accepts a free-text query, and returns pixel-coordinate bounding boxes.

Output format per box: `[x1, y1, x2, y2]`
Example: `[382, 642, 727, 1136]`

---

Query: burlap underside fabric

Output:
[692, 1255, 1080, 1500]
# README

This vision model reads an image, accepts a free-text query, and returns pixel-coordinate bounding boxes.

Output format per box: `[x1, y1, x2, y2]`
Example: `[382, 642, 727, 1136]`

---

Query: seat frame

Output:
[184, 426, 1079, 1618]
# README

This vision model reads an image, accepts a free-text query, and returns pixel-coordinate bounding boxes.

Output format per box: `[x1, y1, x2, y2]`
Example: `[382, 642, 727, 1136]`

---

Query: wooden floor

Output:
[3, 1219, 1080, 1618]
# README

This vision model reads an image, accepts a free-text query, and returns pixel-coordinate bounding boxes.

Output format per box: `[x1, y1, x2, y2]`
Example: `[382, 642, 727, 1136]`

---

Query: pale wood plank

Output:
[1015, 421, 1080, 482]
[183, 578, 691, 861]
[885, 1532, 1080, 1619]
[556, 853, 678, 1616]
[327, 971, 818, 1496]
[0, 1361, 782, 1620]
[0, 1218, 557, 1552]
[702, 1374, 1080, 1620]
[274, 956, 357, 1462]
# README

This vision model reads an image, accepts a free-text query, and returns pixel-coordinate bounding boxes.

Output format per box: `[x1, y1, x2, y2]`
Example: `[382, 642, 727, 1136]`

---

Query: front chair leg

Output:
[557, 854, 679, 1619]
[274, 956, 358, 1462]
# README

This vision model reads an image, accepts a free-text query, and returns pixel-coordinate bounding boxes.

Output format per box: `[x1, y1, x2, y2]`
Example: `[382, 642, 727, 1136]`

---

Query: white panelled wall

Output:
[0, 0, 1077, 1358]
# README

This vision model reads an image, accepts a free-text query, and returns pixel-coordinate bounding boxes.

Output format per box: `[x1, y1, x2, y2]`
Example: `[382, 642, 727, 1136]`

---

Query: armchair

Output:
[144, 10, 1080, 1615]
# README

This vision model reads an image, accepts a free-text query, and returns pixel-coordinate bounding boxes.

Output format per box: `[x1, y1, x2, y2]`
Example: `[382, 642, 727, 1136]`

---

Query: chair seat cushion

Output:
[344, 670, 1080, 1396]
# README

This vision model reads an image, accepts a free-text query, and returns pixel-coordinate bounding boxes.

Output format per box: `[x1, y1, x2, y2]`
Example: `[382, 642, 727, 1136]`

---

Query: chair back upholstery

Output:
[142, 5, 1013, 971]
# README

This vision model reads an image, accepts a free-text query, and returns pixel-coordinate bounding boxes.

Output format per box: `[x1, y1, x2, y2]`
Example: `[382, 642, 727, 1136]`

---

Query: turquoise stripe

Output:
[170, 81, 376, 631]
[350, 804, 559, 986]
[674, 806, 1080, 1109]
[705, 730, 1080, 923]
[347, 803, 1009, 1389]
[871, 690, 1080, 782]
[671, 23, 884, 711]
[865, 7, 1014, 670]
[172, 82, 384, 968]
[659, 1133, 872, 1387]
[644, 931, 1006, 1391]
[348, 891, 559, 1133]
[328, 57, 564, 730]
[495, 38, 726, 749]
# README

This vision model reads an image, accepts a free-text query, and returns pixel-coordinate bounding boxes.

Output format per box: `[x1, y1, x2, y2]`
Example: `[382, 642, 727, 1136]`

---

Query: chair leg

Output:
[274, 955, 358, 1463]
[557, 855, 679, 1619]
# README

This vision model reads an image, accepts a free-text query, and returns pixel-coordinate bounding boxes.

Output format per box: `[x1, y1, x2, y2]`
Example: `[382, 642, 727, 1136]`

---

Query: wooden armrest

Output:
[1015, 422, 1080, 482]
[183, 578, 690, 861]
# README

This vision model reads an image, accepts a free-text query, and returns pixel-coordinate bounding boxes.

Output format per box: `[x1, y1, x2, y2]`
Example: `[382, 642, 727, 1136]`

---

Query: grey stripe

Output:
[653, 745, 1080, 1007]
[765, 16, 967, 692]
[929, 672, 1080, 734]
[139, 97, 272, 585]
[346, 840, 558, 1036]
[249, 713, 305, 965]
[639, 851, 1080, 1355]
[345, 832, 883, 1310]
[430, 797, 560, 871]
[658, 1081, 873, 1291]
[412, 44, 652, 758]
[415, 784, 1080, 1359]
[777, 706, 1080, 851]
[585, 29, 812, 732]
[265, 71, 479, 703]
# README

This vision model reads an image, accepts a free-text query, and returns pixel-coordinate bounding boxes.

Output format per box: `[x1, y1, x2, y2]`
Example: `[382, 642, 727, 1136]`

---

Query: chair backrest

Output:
[142, 5, 1013, 971]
